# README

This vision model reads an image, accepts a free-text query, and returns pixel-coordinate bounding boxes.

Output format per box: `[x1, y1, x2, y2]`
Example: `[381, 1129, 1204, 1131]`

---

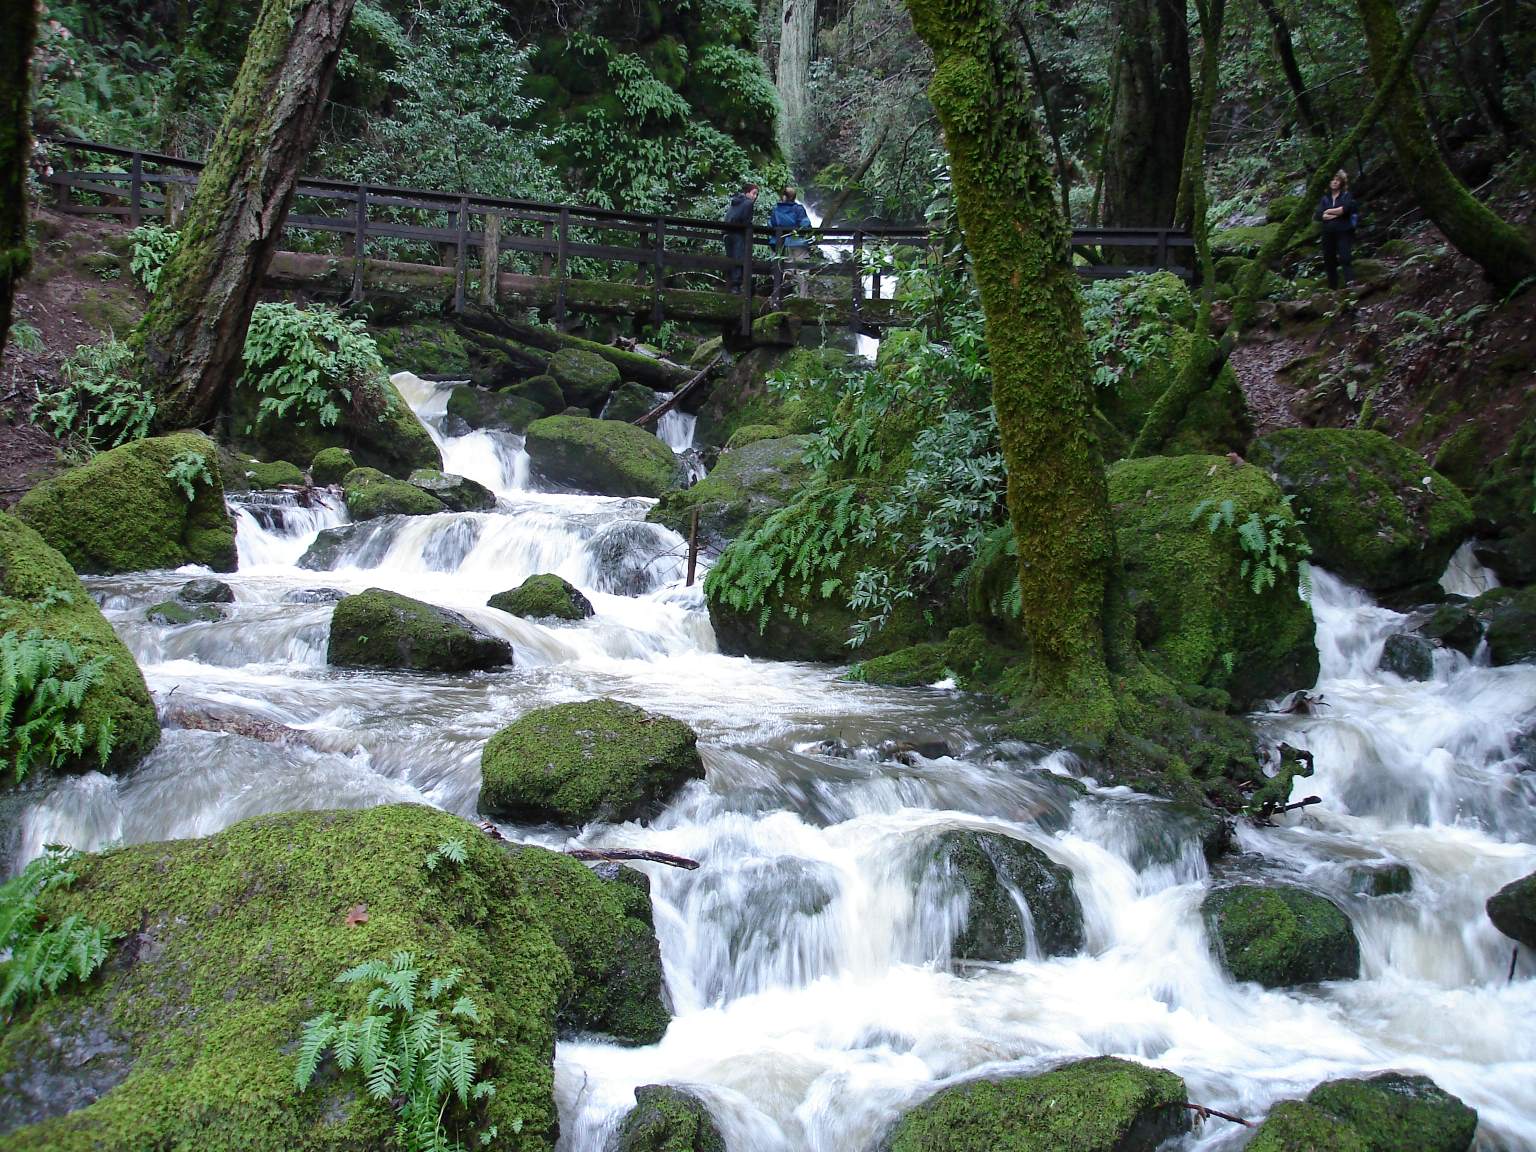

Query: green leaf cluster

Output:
[1080, 274, 1186, 394]
[0, 626, 116, 783]
[127, 223, 179, 293]
[242, 302, 385, 430]
[33, 339, 157, 455]
[1190, 496, 1314, 597]
[0, 845, 118, 1021]
[163, 449, 213, 502]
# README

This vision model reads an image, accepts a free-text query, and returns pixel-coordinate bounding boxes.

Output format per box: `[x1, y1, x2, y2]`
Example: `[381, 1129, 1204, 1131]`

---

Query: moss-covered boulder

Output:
[648, 435, 813, 553]
[1203, 883, 1360, 987]
[1249, 1073, 1477, 1152]
[241, 458, 305, 489]
[930, 830, 1083, 962]
[602, 383, 660, 423]
[612, 1085, 725, 1152]
[371, 320, 471, 377]
[309, 446, 356, 486]
[478, 699, 703, 826]
[145, 600, 224, 625]
[1245, 1100, 1371, 1152]
[179, 577, 234, 603]
[1249, 430, 1474, 593]
[524, 416, 679, 498]
[15, 432, 237, 575]
[1108, 456, 1318, 707]
[693, 345, 847, 450]
[507, 374, 566, 417]
[0, 804, 668, 1150]
[328, 587, 512, 672]
[407, 469, 497, 513]
[341, 467, 448, 520]
[1486, 869, 1536, 949]
[850, 624, 1030, 697]
[0, 513, 158, 776]
[548, 348, 621, 411]
[882, 1056, 1189, 1152]
[446, 384, 543, 434]
[488, 574, 594, 621]
[1470, 585, 1536, 666]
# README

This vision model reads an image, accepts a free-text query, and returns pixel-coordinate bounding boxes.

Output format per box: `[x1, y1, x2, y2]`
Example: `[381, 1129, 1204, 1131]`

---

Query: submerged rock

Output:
[341, 466, 447, 520]
[1203, 883, 1360, 987]
[15, 431, 236, 575]
[1378, 632, 1434, 680]
[407, 468, 496, 513]
[1486, 869, 1536, 949]
[524, 415, 680, 498]
[308, 446, 356, 486]
[1347, 863, 1414, 897]
[930, 830, 1084, 962]
[488, 573, 594, 621]
[327, 587, 512, 672]
[477, 698, 703, 825]
[612, 1085, 725, 1152]
[283, 586, 347, 604]
[177, 578, 234, 604]
[145, 600, 224, 625]
[881, 1056, 1189, 1152]
[1248, 1072, 1477, 1152]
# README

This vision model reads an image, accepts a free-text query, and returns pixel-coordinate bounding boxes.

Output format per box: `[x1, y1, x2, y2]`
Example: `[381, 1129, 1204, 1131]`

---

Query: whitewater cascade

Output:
[11, 375, 1536, 1150]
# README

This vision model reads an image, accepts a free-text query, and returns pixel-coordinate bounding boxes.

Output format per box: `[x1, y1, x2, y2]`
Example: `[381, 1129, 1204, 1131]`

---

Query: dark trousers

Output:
[1322, 230, 1353, 289]
[725, 239, 744, 291]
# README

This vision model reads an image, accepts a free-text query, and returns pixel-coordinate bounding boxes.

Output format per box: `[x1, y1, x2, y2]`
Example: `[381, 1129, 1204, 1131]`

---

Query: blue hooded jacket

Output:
[770, 199, 812, 247]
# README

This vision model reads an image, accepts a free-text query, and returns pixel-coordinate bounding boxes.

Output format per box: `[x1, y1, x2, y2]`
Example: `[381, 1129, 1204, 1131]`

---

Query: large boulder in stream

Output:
[478, 699, 703, 826]
[488, 573, 594, 621]
[0, 513, 159, 776]
[929, 830, 1084, 961]
[0, 804, 672, 1150]
[548, 347, 621, 411]
[446, 383, 543, 434]
[327, 587, 512, 672]
[407, 468, 496, 512]
[1203, 883, 1360, 987]
[1248, 1073, 1477, 1152]
[341, 466, 448, 520]
[648, 435, 814, 554]
[881, 1056, 1189, 1152]
[15, 431, 236, 575]
[1248, 429, 1473, 594]
[601, 382, 660, 423]
[612, 1085, 725, 1152]
[1486, 869, 1536, 949]
[524, 415, 680, 498]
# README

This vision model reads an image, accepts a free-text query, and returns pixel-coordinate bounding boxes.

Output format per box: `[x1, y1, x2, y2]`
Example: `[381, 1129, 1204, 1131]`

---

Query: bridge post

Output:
[851, 230, 864, 334]
[556, 206, 570, 331]
[453, 194, 470, 313]
[167, 181, 187, 228]
[349, 185, 368, 305]
[740, 223, 754, 335]
[128, 151, 143, 228]
[1156, 228, 1169, 272]
[540, 220, 553, 277]
[480, 212, 501, 306]
[651, 213, 665, 330]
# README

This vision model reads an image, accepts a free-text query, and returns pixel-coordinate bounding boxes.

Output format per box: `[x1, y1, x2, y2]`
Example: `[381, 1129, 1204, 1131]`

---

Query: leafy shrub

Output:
[6, 321, 44, 354]
[127, 223, 178, 293]
[0, 845, 118, 1020]
[34, 340, 157, 453]
[0, 626, 117, 782]
[1080, 273, 1189, 394]
[242, 302, 386, 429]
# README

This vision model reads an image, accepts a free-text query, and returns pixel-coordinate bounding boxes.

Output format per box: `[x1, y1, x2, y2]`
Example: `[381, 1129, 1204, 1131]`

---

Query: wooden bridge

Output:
[42, 137, 1193, 336]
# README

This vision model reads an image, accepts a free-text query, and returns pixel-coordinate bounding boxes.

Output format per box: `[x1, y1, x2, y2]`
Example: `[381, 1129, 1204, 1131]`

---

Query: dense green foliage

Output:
[34, 340, 156, 455]
[243, 303, 388, 430]
[0, 628, 115, 782]
[0, 847, 116, 1022]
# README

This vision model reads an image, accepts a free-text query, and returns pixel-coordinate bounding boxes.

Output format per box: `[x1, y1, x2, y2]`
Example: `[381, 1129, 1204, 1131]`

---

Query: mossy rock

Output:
[1304, 1073, 1477, 1152]
[309, 446, 356, 486]
[1107, 455, 1318, 708]
[693, 346, 847, 450]
[882, 1056, 1189, 1152]
[327, 587, 512, 672]
[477, 699, 703, 826]
[875, 327, 927, 373]
[1421, 600, 1481, 656]
[548, 348, 621, 411]
[240, 458, 305, 489]
[748, 311, 801, 347]
[488, 574, 594, 622]
[1203, 883, 1360, 987]
[1249, 429, 1473, 593]
[647, 435, 812, 553]
[1246, 1099, 1370, 1152]
[342, 466, 448, 520]
[1486, 868, 1536, 948]
[506, 374, 565, 417]
[178, 577, 234, 603]
[723, 424, 781, 450]
[446, 384, 543, 434]
[407, 469, 497, 513]
[145, 600, 224, 625]
[1211, 221, 1285, 256]
[852, 625, 1031, 697]
[0, 513, 158, 777]
[613, 1085, 725, 1152]
[1378, 632, 1434, 680]
[1468, 585, 1536, 666]
[297, 524, 369, 571]
[524, 416, 680, 498]
[1347, 863, 1413, 897]
[15, 431, 237, 575]
[602, 383, 660, 423]
[370, 321, 471, 377]
[0, 804, 656, 1150]
[1099, 327, 1251, 459]
[930, 830, 1083, 962]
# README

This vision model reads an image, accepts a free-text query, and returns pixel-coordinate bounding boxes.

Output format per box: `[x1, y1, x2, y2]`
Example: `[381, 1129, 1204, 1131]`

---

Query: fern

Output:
[1, 629, 116, 783]
[423, 838, 467, 873]
[34, 340, 157, 454]
[1191, 496, 1313, 601]
[242, 303, 385, 431]
[0, 846, 118, 1021]
[164, 449, 213, 502]
[127, 223, 178, 293]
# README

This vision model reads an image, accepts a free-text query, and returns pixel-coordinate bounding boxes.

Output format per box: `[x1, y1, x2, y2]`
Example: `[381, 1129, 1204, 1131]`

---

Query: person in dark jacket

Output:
[1316, 170, 1358, 289]
[723, 183, 758, 292]
[769, 185, 814, 298]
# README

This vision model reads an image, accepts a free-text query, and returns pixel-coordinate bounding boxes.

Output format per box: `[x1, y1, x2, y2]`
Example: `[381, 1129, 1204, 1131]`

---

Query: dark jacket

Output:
[770, 199, 812, 247]
[723, 192, 755, 256]
[1316, 190, 1358, 234]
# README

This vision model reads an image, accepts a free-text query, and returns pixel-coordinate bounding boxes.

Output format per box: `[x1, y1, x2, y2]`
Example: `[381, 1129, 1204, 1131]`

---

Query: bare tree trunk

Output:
[777, 0, 816, 161]
[136, 0, 358, 431]
[0, 0, 39, 367]
[1254, 0, 1323, 139]
[1102, 0, 1190, 229]
[1010, 8, 1073, 221]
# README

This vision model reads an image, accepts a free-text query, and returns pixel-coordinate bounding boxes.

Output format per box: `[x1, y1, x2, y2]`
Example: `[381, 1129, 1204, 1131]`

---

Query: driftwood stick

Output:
[1181, 1101, 1254, 1128]
[632, 354, 723, 428]
[1276, 795, 1322, 814]
[566, 848, 701, 871]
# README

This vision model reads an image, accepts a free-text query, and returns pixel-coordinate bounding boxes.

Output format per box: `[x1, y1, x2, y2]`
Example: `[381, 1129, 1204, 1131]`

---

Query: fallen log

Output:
[457, 304, 694, 391]
[566, 847, 701, 871]
[1180, 1101, 1253, 1128]
[632, 354, 724, 428]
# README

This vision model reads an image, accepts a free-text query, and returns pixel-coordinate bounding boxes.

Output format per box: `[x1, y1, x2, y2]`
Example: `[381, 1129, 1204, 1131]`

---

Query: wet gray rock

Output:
[1420, 600, 1481, 656]
[1486, 869, 1536, 949]
[930, 830, 1084, 962]
[1347, 863, 1414, 897]
[284, 587, 347, 604]
[0, 1002, 133, 1135]
[407, 468, 496, 513]
[1379, 633, 1435, 680]
[177, 578, 234, 604]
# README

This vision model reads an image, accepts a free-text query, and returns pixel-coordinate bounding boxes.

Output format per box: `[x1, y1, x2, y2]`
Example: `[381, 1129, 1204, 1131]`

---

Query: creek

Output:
[11, 374, 1536, 1150]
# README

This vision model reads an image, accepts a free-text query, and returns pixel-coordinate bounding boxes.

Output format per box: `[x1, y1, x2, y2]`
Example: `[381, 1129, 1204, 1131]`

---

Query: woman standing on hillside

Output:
[1316, 170, 1359, 289]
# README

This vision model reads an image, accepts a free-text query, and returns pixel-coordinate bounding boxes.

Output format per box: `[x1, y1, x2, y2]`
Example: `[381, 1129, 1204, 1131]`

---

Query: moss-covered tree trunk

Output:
[0, 0, 39, 367]
[1102, 0, 1190, 231]
[136, 0, 357, 431]
[903, 0, 1119, 733]
[777, 0, 815, 159]
[1356, 0, 1536, 294]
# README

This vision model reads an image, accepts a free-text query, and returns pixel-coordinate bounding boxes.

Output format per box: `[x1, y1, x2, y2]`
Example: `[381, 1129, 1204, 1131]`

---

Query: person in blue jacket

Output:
[1316, 170, 1358, 289]
[723, 182, 758, 292]
[770, 185, 814, 298]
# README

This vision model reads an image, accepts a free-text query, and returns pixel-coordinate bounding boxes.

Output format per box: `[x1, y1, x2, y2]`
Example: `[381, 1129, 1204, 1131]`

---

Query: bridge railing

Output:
[39, 137, 1192, 335]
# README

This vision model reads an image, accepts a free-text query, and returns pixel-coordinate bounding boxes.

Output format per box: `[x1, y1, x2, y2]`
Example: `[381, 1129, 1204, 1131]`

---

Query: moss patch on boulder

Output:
[16, 431, 237, 575]
[447, 384, 543, 434]
[309, 446, 356, 486]
[327, 587, 512, 672]
[1099, 326, 1251, 459]
[1299, 1073, 1478, 1152]
[0, 513, 159, 776]
[524, 416, 679, 498]
[647, 435, 812, 554]
[1249, 429, 1473, 593]
[1486, 869, 1536, 948]
[408, 469, 497, 513]
[693, 346, 846, 450]
[488, 574, 594, 621]
[1203, 883, 1360, 987]
[342, 467, 448, 520]
[242, 458, 305, 489]
[929, 830, 1083, 962]
[371, 321, 471, 377]
[145, 600, 224, 625]
[612, 1085, 725, 1152]
[478, 699, 703, 826]
[1246, 1100, 1370, 1152]
[883, 1056, 1189, 1152]
[851, 624, 1031, 696]
[507, 374, 565, 417]
[548, 348, 621, 411]
[602, 383, 660, 423]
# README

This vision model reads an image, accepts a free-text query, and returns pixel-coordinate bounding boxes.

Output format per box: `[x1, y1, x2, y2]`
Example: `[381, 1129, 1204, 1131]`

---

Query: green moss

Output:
[647, 435, 811, 550]
[885, 1056, 1189, 1152]
[693, 346, 846, 449]
[308, 447, 355, 486]
[75, 286, 141, 335]
[1247, 1100, 1370, 1152]
[327, 587, 512, 672]
[602, 382, 660, 423]
[1306, 1073, 1478, 1152]
[145, 600, 223, 625]
[447, 384, 543, 434]
[851, 624, 1030, 696]
[1203, 884, 1360, 987]
[1486, 869, 1536, 949]
[406, 469, 497, 513]
[243, 458, 305, 488]
[477, 699, 703, 825]
[1100, 326, 1251, 458]
[0, 513, 159, 776]
[612, 1085, 725, 1152]
[524, 416, 679, 498]
[1210, 222, 1287, 256]
[850, 642, 951, 687]
[0, 805, 569, 1150]
[15, 432, 237, 575]
[370, 321, 471, 376]
[548, 348, 621, 410]
[487, 574, 593, 621]
[341, 466, 447, 520]
[723, 424, 781, 449]
[507, 374, 565, 417]
[932, 830, 1083, 961]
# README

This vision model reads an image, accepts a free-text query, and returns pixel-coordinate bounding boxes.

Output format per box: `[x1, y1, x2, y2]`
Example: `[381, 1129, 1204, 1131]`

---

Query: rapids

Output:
[8, 374, 1536, 1150]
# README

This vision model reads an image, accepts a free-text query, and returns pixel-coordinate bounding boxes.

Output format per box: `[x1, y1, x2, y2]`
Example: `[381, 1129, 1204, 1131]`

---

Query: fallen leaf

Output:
[345, 904, 369, 926]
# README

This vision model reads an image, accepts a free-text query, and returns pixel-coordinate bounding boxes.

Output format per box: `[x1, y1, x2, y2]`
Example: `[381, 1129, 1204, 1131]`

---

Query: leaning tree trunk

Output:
[1254, 0, 1323, 139]
[136, 0, 358, 431]
[776, 0, 816, 160]
[904, 0, 1119, 735]
[0, 0, 39, 367]
[1356, 0, 1536, 294]
[1102, 0, 1190, 230]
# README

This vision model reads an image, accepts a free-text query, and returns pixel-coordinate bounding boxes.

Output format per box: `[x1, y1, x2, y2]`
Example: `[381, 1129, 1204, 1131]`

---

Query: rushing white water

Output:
[9, 378, 1536, 1150]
